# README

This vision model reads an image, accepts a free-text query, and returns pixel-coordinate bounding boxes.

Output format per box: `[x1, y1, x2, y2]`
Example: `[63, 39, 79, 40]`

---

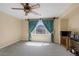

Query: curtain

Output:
[42, 18, 54, 42]
[42, 18, 54, 33]
[29, 20, 38, 41]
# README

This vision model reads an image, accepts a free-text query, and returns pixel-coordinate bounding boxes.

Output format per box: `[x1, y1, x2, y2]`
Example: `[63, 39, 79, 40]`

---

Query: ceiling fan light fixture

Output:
[25, 10, 30, 12]
[12, 3, 40, 16]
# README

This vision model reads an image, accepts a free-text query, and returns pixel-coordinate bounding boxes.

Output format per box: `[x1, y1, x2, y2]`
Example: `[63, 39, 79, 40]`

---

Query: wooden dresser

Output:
[61, 36, 70, 49]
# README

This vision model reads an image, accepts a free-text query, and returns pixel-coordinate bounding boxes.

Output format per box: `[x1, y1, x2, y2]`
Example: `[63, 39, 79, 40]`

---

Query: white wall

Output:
[21, 20, 29, 41]
[60, 18, 69, 31]
[0, 11, 22, 49]
[54, 19, 61, 44]
[60, 4, 79, 33]
[68, 7, 79, 32]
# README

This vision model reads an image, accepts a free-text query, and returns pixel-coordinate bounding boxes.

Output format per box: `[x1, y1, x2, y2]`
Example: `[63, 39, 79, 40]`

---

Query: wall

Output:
[54, 19, 61, 44]
[0, 11, 22, 49]
[68, 7, 79, 32]
[60, 18, 69, 31]
[21, 20, 28, 41]
[60, 4, 79, 33]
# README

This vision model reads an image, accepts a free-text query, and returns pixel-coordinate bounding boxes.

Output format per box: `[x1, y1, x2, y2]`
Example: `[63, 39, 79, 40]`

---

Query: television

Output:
[61, 31, 71, 36]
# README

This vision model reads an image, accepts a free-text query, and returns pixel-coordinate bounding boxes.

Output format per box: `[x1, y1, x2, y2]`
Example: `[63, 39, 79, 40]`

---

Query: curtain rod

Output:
[25, 17, 59, 21]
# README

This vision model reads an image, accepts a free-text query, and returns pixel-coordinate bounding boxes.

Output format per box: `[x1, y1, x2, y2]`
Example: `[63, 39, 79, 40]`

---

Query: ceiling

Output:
[0, 3, 72, 20]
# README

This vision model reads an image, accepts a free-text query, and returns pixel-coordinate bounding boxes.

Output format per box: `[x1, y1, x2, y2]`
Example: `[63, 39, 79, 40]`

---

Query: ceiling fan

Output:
[12, 3, 40, 16]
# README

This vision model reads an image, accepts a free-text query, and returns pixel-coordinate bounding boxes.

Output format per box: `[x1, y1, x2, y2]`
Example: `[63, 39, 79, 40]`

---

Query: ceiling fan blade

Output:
[12, 8, 24, 10]
[31, 6, 40, 9]
[31, 3, 40, 8]
[31, 11, 41, 16]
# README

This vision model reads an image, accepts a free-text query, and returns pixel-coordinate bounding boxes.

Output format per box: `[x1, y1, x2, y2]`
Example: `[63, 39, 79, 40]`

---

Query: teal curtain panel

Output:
[28, 19, 38, 41]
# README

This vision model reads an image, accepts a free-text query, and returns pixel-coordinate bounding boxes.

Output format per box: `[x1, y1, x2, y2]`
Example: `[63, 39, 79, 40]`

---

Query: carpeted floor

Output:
[0, 41, 74, 56]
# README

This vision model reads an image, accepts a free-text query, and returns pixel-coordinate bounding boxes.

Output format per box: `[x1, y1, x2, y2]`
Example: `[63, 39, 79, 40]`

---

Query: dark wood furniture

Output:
[61, 36, 70, 49]
[60, 31, 71, 49]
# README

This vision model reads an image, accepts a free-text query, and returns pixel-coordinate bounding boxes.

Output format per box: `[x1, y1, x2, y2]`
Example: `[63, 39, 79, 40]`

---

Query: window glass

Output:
[36, 25, 45, 34]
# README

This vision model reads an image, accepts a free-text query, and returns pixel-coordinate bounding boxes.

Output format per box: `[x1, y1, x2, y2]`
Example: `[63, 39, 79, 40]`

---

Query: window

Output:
[32, 20, 50, 34]
[36, 25, 45, 34]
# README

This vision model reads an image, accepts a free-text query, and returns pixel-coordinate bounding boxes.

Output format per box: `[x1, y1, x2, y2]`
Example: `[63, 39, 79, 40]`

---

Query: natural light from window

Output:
[25, 42, 50, 47]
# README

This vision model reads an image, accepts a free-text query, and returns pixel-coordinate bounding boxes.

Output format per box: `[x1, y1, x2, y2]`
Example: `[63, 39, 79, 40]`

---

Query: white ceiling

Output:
[0, 3, 72, 20]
